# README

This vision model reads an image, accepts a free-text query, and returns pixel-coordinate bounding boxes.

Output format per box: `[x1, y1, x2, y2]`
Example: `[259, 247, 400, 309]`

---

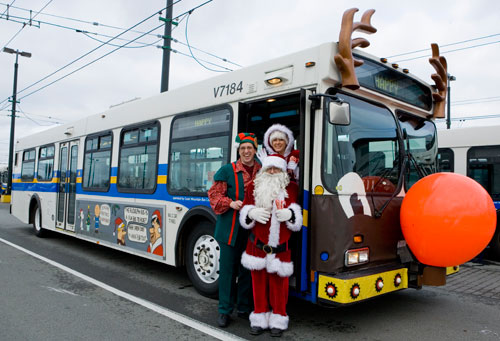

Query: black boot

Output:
[217, 313, 230, 328]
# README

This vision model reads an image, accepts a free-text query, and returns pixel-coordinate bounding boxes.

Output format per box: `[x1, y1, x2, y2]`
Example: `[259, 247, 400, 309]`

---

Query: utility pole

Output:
[446, 73, 456, 130]
[2, 47, 31, 202]
[160, 0, 174, 93]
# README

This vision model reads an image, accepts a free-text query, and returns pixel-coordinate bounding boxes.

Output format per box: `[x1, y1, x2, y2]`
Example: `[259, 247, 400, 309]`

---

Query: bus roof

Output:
[16, 41, 435, 151]
[438, 125, 500, 148]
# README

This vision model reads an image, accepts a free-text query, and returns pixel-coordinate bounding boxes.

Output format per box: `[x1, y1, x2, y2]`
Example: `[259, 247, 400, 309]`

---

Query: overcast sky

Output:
[1, 0, 500, 166]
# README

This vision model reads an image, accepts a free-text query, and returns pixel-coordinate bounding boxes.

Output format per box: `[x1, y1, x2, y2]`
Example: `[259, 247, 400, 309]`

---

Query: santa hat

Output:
[152, 209, 162, 227]
[261, 153, 287, 172]
[235, 132, 258, 149]
[263, 124, 295, 157]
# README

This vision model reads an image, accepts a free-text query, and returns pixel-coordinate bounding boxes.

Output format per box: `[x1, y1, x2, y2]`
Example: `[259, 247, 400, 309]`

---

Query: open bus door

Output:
[56, 141, 79, 232]
[237, 88, 314, 291]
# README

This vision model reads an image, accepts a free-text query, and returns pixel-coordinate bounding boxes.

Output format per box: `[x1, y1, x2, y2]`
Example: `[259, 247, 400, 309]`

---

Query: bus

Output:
[11, 8, 456, 306]
[438, 126, 500, 259]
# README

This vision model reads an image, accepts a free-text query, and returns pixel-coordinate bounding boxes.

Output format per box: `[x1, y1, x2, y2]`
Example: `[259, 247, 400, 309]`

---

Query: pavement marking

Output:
[43, 286, 81, 296]
[0, 237, 245, 341]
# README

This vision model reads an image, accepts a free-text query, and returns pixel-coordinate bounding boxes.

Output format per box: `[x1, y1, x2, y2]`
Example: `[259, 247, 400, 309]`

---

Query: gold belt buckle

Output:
[262, 244, 273, 254]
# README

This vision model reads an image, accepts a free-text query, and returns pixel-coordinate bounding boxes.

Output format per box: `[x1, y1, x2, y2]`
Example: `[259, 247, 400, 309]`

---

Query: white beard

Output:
[253, 170, 289, 209]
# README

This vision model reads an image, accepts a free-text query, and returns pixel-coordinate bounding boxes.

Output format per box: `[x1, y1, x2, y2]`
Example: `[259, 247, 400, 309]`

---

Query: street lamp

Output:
[2, 47, 31, 202]
[446, 73, 456, 130]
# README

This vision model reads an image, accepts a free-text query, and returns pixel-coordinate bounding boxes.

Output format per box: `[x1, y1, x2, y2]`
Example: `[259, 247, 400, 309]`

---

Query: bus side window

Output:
[168, 107, 231, 195]
[437, 148, 454, 172]
[117, 122, 160, 193]
[82, 132, 113, 191]
[467, 145, 500, 200]
[37, 145, 55, 181]
[21, 149, 36, 182]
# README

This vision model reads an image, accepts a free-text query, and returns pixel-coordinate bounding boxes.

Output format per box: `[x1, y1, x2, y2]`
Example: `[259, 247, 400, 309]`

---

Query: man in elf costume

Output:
[208, 132, 261, 328]
[239, 153, 302, 337]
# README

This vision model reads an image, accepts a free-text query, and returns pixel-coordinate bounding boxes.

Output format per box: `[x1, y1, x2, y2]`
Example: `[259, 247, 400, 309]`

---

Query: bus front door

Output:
[56, 141, 79, 231]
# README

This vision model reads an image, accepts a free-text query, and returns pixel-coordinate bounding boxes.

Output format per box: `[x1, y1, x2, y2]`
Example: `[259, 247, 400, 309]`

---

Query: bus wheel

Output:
[32, 204, 45, 238]
[185, 221, 220, 298]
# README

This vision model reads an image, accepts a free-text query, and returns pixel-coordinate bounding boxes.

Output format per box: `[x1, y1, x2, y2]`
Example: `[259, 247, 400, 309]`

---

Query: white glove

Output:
[287, 160, 297, 170]
[248, 207, 271, 224]
[276, 208, 292, 222]
[256, 148, 268, 162]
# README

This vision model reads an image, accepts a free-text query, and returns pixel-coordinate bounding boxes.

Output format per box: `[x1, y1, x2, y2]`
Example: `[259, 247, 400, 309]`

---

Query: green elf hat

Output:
[235, 132, 258, 149]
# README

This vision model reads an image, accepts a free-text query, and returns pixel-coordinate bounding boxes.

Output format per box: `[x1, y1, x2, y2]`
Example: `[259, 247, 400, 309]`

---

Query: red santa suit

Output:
[239, 154, 302, 332]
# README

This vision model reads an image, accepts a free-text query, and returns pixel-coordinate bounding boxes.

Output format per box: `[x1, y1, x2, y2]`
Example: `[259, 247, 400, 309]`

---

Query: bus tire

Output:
[32, 203, 45, 238]
[185, 221, 220, 298]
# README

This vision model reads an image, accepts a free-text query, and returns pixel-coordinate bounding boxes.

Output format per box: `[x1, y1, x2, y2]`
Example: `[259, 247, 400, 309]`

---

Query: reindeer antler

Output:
[334, 8, 377, 90]
[428, 43, 448, 118]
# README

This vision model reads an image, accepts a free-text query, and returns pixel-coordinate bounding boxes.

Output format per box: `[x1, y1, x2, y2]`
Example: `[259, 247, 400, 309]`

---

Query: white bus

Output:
[11, 8, 456, 306]
[438, 126, 500, 259]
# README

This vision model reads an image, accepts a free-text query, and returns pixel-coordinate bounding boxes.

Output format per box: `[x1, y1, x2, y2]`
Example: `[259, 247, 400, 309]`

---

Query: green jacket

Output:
[213, 161, 245, 246]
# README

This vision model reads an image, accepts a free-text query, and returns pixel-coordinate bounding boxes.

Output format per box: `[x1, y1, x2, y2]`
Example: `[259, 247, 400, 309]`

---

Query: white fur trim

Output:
[268, 208, 281, 247]
[269, 313, 289, 330]
[285, 203, 302, 232]
[267, 254, 294, 277]
[242, 253, 294, 277]
[241, 251, 266, 271]
[263, 124, 295, 157]
[269, 130, 288, 144]
[250, 312, 270, 329]
[262, 155, 287, 172]
[239, 205, 256, 229]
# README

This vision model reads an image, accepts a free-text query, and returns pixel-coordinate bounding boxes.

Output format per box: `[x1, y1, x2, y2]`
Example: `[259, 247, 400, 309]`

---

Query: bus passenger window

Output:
[118, 122, 159, 193]
[37, 145, 55, 181]
[169, 108, 231, 194]
[21, 149, 36, 181]
[83, 132, 112, 191]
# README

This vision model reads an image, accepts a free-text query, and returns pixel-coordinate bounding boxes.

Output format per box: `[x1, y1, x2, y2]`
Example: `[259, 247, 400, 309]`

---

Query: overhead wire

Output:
[0, 1, 240, 67]
[184, 11, 229, 72]
[0, 0, 16, 16]
[2, 1, 183, 103]
[386, 33, 500, 58]
[1, 0, 53, 50]
[393, 40, 500, 63]
[17, 22, 166, 101]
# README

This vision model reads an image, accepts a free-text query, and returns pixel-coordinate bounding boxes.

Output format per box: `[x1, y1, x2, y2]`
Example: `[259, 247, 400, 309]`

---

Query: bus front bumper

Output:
[317, 267, 408, 305]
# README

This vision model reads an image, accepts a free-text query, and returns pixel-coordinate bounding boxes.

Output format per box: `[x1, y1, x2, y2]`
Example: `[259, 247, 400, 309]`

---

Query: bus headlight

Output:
[345, 247, 369, 266]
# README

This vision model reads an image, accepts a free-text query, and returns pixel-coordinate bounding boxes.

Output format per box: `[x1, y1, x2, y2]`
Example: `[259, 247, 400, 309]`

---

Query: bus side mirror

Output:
[326, 98, 350, 125]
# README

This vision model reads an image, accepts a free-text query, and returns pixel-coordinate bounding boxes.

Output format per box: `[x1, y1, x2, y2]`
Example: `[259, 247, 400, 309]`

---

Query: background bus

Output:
[11, 8, 457, 306]
[437, 125, 500, 259]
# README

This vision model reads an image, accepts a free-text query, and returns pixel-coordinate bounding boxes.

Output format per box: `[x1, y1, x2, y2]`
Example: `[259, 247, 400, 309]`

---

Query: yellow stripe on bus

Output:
[302, 209, 308, 227]
[110, 176, 117, 184]
[157, 175, 167, 184]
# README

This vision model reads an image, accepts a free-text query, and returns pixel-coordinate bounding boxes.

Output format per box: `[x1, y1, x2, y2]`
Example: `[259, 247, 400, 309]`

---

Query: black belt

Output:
[249, 233, 287, 254]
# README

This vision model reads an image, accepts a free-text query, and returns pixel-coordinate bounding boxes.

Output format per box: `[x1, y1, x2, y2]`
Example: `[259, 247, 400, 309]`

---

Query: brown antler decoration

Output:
[334, 8, 377, 90]
[429, 43, 448, 118]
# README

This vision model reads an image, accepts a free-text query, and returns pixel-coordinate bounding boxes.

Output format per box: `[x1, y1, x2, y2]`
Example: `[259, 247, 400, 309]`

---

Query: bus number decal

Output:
[213, 81, 243, 98]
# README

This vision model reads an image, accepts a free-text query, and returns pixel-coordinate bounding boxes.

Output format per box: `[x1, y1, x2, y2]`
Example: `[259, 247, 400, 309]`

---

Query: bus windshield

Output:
[322, 93, 400, 195]
[397, 112, 437, 188]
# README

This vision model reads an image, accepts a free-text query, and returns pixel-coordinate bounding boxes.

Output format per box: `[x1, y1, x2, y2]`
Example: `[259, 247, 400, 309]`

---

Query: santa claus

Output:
[239, 153, 302, 337]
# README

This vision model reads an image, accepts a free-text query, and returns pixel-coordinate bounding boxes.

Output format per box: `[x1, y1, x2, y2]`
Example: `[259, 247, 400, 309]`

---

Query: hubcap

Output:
[192, 234, 220, 284]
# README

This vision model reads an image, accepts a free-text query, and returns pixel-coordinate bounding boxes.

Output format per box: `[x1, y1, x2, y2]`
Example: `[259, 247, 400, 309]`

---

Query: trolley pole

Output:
[446, 73, 456, 130]
[2, 47, 31, 202]
[160, 0, 174, 93]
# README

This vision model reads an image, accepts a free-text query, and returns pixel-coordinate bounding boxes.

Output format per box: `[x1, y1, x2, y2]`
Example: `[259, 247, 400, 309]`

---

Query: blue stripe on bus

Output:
[12, 182, 58, 192]
[494, 201, 500, 210]
[13, 165, 209, 210]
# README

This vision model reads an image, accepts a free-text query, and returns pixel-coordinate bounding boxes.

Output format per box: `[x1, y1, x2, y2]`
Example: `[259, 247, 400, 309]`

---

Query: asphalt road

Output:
[1, 203, 499, 340]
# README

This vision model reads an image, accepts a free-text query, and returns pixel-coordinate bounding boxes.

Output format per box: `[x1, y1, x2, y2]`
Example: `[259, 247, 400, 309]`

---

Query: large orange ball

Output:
[401, 173, 496, 267]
